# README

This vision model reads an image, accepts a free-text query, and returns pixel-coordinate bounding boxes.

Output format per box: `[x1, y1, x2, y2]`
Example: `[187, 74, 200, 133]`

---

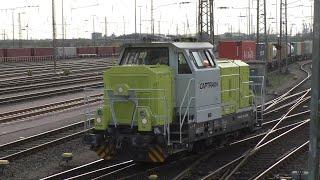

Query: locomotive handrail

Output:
[179, 78, 195, 143]
[180, 97, 195, 143]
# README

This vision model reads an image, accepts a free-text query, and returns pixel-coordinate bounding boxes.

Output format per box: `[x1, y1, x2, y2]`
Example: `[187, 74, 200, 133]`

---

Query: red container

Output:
[218, 41, 256, 61]
[6, 48, 32, 57]
[33, 48, 53, 56]
[77, 47, 97, 55]
[0, 49, 5, 57]
[97, 47, 114, 56]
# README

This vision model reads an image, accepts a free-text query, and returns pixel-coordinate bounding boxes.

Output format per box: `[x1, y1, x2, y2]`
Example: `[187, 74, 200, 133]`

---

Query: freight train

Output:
[218, 40, 313, 70]
[0, 46, 120, 61]
[84, 42, 261, 162]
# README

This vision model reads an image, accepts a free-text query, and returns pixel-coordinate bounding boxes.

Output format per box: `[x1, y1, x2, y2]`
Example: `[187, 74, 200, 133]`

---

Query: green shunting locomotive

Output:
[84, 42, 261, 162]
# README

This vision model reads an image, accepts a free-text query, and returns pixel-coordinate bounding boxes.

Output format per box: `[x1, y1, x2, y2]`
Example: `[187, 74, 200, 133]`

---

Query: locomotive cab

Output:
[84, 42, 258, 162]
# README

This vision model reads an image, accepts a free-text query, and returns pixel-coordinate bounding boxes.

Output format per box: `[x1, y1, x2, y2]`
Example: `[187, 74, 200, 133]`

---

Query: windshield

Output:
[189, 49, 215, 69]
[120, 47, 169, 65]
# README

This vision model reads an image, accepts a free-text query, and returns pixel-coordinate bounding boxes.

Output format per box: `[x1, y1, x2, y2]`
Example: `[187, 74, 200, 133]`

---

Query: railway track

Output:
[263, 61, 311, 112]
[0, 94, 102, 124]
[0, 59, 110, 75]
[0, 120, 92, 161]
[199, 120, 309, 180]
[0, 72, 103, 88]
[0, 61, 114, 80]
[0, 82, 103, 105]
[0, 76, 102, 95]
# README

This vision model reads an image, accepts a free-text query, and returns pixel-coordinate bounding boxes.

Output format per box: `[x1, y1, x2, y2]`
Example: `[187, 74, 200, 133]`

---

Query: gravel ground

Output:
[265, 60, 310, 102]
[0, 136, 101, 180]
[0, 103, 99, 145]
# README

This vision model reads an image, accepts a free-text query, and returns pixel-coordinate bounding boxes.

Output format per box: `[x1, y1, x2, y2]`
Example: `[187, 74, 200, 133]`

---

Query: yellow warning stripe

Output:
[99, 151, 106, 159]
[148, 152, 158, 162]
[96, 145, 106, 156]
[149, 147, 165, 162]
[155, 145, 164, 155]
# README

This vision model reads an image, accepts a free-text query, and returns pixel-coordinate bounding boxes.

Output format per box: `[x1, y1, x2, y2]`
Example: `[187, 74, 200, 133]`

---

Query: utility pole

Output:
[151, 0, 154, 35]
[256, 0, 268, 90]
[92, 15, 96, 46]
[198, 0, 214, 44]
[279, 0, 288, 73]
[62, 0, 65, 59]
[308, 0, 320, 178]
[52, 0, 57, 73]
[284, 0, 288, 72]
[139, 6, 142, 35]
[123, 16, 125, 35]
[12, 11, 14, 48]
[104, 16, 107, 43]
[135, 0, 137, 42]
[18, 13, 21, 48]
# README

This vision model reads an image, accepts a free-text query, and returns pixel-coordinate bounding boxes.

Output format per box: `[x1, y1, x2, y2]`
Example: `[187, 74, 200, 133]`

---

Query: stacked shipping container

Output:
[218, 41, 256, 61]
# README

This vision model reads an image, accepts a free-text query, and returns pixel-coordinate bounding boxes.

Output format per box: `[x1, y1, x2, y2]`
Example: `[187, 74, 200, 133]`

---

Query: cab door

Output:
[189, 50, 221, 123]
[174, 51, 194, 120]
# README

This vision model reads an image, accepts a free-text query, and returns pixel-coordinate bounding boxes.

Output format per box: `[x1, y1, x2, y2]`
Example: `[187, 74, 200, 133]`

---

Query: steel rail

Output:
[263, 96, 310, 116]
[172, 119, 308, 180]
[0, 60, 112, 76]
[0, 72, 103, 88]
[0, 94, 102, 124]
[40, 160, 134, 180]
[253, 141, 309, 179]
[0, 82, 103, 105]
[264, 61, 311, 111]
[0, 120, 93, 161]
[201, 119, 309, 180]
[65, 161, 136, 180]
[0, 76, 102, 95]
[223, 89, 310, 179]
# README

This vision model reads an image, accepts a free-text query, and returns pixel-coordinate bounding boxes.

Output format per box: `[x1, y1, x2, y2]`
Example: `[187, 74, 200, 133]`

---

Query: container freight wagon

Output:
[32, 48, 53, 57]
[218, 41, 256, 61]
[57, 47, 77, 59]
[77, 47, 97, 55]
[304, 40, 313, 59]
[0, 49, 5, 57]
[97, 47, 115, 57]
[6, 48, 32, 57]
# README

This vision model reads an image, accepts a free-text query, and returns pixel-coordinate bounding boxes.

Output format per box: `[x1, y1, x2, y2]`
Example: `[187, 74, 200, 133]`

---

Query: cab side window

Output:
[178, 53, 192, 74]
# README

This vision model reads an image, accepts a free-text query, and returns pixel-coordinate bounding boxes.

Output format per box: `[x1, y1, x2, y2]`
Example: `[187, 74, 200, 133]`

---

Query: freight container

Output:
[291, 42, 302, 56]
[57, 47, 77, 58]
[33, 48, 53, 56]
[6, 48, 32, 57]
[77, 47, 97, 55]
[304, 40, 313, 56]
[301, 41, 305, 57]
[275, 43, 290, 61]
[0, 49, 5, 57]
[266, 43, 277, 63]
[218, 41, 256, 61]
[97, 47, 114, 56]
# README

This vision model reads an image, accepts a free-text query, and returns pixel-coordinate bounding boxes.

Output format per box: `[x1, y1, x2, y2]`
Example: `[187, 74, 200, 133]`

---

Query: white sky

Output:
[0, 0, 314, 40]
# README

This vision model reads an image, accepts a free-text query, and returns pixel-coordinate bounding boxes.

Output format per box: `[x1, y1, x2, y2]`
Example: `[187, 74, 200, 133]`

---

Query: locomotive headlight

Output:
[141, 118, 148, 125]
[118, 87, 123, 93]
[96, 117, 102, 124]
